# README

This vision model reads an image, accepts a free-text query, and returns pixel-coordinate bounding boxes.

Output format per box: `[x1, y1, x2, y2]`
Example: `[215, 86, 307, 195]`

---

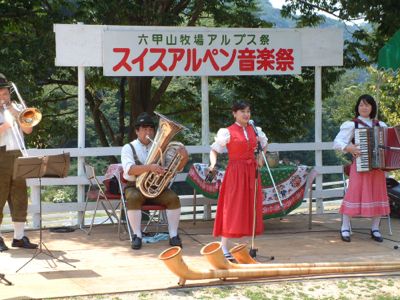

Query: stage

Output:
[1, 213, 400, 299]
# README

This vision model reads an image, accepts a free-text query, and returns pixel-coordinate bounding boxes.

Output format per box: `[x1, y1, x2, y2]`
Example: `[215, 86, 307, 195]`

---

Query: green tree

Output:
[281, 0, 400, 67]
[0, 0, 271, 146]
[0, 0, 341, 151]
[376, 70, 400, 126]
[321, 67, 400, 178]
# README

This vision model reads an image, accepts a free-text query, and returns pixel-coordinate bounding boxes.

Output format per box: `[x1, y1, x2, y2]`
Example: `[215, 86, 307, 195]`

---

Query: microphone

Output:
[249, 119, 263, 154]
[248, 120, 259, 137]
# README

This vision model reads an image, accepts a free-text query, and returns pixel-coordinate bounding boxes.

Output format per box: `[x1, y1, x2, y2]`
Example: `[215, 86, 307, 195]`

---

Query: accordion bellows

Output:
[355, 126, 400, 172]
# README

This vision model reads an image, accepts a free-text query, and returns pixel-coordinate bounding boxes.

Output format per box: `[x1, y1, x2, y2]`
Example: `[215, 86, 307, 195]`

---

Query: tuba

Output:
[136, 112, 186, 198]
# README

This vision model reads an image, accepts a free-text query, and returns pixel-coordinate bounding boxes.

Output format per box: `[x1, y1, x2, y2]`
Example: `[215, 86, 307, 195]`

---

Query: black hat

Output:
[0, 73, 10, 88]
[134, 112, 155, 129]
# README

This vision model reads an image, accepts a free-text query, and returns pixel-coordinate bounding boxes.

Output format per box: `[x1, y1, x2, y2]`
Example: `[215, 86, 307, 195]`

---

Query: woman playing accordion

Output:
[333, 94, 389, 243]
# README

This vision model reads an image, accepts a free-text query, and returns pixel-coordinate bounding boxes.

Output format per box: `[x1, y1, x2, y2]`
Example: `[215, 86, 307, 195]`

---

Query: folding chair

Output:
[141, 205, 168, 234]
[80, 163, 120, 235]
[115, 171, 169, 241]
[341, 165, 392, 236]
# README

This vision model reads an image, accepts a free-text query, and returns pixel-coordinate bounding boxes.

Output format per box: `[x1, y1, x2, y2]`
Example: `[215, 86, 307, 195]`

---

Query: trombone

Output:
[1, 82, 42, 157]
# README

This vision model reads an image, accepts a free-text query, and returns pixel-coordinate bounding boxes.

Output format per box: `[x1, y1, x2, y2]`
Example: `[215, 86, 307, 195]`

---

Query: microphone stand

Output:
[248, 121, 283, 260]
[250, 140, 262, 258]
[249, 122, 284, 210]
[261, 148, 285, 210]
[249, 127, 280, 260]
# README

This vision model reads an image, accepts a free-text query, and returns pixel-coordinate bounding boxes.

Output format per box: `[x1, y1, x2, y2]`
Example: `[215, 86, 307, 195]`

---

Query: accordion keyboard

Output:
[355, 128, 372, 172]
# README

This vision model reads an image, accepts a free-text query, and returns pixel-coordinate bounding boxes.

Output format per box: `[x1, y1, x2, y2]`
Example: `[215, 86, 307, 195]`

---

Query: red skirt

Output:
[213, 159, 264, 238]
[340, 161, 389, 217]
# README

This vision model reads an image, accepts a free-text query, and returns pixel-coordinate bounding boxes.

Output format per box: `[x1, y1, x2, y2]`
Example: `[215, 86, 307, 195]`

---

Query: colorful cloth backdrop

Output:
[186, 163, 311, 219]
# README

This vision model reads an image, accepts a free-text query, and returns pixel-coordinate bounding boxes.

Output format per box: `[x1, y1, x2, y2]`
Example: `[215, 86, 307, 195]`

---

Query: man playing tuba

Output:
[121, 112, 189, 250]
[0, 73, 38, 252]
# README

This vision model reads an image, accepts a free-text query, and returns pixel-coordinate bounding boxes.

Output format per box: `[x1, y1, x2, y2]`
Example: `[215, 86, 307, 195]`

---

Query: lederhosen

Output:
[124, 142, 180, 210]
[0, 147, 28, 224]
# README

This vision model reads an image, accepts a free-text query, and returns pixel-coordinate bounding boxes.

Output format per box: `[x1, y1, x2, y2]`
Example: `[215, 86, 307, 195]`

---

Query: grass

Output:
[49, 276, 400, 300]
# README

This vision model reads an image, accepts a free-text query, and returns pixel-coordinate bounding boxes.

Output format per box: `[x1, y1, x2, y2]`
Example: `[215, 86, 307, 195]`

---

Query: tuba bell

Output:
[136, 112, 187, 198]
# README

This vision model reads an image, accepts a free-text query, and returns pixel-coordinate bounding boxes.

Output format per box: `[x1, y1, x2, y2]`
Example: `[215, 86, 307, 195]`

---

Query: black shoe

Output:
[371, 230, 384, 242]
[169, 235, 182, 248]
[11, 236, 38, 249]
[131, 234, 142, 250]
[224, 252, 237, 263]
[0, 237, 9, 252]
[340, 230, 351, 242]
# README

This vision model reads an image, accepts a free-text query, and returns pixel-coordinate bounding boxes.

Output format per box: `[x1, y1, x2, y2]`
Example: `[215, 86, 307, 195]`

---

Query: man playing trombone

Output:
[0, 73, 38, 252]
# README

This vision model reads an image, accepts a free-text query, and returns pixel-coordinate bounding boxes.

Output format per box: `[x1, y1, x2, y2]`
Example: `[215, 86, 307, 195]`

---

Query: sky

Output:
[269, 0, 286, 9]
[268, 0, 365, 25]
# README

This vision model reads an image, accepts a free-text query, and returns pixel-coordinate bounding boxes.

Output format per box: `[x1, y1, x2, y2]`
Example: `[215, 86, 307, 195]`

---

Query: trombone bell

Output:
[18, 108, 42, 128]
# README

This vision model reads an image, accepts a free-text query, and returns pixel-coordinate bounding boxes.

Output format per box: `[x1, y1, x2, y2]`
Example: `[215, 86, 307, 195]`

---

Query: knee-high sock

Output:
[371, 216, 381, 234]
[341, 214, 351, 236]
[221, 236, 230, 254]
[127, 210, 142, 238]
[166, 208, 181, 238]
[13, 222, 25, 239]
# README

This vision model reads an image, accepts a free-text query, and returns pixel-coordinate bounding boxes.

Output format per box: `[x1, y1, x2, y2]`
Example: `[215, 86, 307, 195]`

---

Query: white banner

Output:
[103, 27, 302, 76]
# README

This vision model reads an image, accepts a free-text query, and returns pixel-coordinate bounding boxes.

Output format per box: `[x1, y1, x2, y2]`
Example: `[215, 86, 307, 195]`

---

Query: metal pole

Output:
[201, 76, 210, 220]
[77, 65, 86, 225]
[201, 76, 209, 164]
[314, 66, 323, 214]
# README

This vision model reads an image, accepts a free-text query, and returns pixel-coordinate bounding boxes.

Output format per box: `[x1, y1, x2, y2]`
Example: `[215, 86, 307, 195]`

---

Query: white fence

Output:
[3, 142, 345, 228]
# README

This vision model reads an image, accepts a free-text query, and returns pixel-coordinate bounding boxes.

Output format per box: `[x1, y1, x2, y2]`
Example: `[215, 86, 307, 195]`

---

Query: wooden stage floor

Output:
[1, 213, 400, 299]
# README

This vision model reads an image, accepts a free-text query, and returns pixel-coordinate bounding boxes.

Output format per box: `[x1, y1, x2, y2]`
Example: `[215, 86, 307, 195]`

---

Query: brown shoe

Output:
[0, 237, 9, 252]
[11, 236, 38, 249]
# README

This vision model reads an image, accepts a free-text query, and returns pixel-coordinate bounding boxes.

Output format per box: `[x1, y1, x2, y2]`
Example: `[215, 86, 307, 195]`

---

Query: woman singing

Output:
[333, 94, 389, 243]
[209, 101, 268, 260]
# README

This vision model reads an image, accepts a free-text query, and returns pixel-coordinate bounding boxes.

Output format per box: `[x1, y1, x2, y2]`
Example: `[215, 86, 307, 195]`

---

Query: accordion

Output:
[354, 126, 400, 172]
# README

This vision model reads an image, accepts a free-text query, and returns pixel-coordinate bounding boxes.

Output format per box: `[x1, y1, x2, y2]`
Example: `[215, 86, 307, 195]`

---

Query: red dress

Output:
[213, 123, 264, 238]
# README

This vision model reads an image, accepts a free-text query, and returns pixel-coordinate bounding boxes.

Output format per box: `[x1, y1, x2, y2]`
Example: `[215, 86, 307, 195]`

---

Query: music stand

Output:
[13, 153, 76, 272]
[0, 273, 12, 286]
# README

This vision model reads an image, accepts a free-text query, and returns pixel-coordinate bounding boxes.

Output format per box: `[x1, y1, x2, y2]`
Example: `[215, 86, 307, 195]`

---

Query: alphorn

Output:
[159, 242, 400, 286]
[203, 242, 399, 269]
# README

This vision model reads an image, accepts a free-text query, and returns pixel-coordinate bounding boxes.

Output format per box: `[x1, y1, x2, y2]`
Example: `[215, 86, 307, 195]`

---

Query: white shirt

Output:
[121, 139, 152, 181]
[0, 102, 26, 151]
[211, 122, 268, 153]
[333, 116, 387, 152]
